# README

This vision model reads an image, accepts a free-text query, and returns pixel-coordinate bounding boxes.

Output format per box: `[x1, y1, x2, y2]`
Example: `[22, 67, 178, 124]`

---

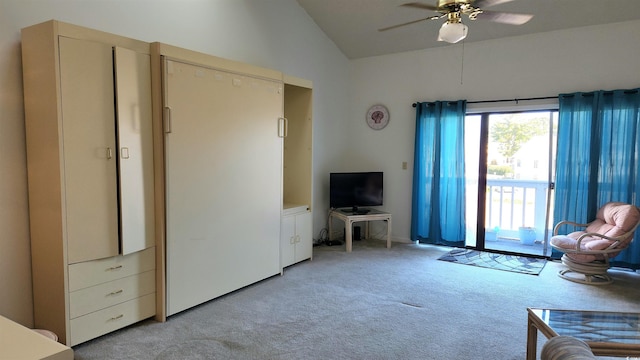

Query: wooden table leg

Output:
[328, 213, 334, 242]
[386, 218, 392, 248]
[527, 315, 538, 360]
[345, 220, 353, 252]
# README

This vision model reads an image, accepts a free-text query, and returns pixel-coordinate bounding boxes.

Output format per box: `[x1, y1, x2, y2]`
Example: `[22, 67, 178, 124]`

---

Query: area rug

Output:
[438, 248, 546, 275]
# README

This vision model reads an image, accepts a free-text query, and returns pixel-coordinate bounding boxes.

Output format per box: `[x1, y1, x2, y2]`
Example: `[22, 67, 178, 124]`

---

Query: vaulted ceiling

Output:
[296, 0, 640, 59]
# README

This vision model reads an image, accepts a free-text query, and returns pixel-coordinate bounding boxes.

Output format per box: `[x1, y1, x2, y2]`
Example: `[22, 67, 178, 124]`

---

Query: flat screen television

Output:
[330, 172, 383, 211]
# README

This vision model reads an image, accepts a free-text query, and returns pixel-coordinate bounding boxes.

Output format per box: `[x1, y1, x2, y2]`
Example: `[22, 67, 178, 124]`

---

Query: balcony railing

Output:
[485, 178, 551, 243]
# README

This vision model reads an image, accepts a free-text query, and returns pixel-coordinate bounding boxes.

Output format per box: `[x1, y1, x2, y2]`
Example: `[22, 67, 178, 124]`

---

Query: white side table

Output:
[328, 208, 392, 252]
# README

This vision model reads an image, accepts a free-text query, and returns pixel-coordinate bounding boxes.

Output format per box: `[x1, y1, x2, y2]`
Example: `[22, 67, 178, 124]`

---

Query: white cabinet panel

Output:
[295, 211, 313, 262]
[114, 47, 155, 255]
[164, 59, 282, 315]
[281, 210, 312, 269]
[281, 215, 297, 268]
[59, 36, 119, 264]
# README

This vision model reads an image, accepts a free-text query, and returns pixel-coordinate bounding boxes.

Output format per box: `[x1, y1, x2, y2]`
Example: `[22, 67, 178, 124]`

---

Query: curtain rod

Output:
[412, 96, 557, 107]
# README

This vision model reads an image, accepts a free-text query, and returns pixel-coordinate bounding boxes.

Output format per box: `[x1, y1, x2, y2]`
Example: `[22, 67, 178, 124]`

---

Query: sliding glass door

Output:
[465, 111, 557, 257]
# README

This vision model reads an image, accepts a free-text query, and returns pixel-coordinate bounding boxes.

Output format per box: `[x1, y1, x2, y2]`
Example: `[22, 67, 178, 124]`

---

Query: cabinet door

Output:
[114, 47, 155, 255]
[295, 211, 313, 262]
[164, 60, 283, 315]
[59, 37, 119, 264]
[280, 215, 296, 268]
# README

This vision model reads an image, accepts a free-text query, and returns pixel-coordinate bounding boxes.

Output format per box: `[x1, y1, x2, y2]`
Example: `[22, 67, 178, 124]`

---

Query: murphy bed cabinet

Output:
[154, 44, 284, 316]
[21, 21, 157, 346]
[281, 77, 314, 270]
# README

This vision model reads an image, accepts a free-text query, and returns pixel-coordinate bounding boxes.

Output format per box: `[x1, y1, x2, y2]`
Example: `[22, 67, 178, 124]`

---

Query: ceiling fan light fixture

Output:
[438, 21, 468, 43]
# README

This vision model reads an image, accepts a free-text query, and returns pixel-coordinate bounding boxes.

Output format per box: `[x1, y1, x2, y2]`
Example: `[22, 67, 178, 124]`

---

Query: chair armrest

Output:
[553, 220, 589, 235]
[577, 232, 619, 243]
[576, 222, 640, 248]
[551, 232, 622, 254]
[575, 234, 622, 254]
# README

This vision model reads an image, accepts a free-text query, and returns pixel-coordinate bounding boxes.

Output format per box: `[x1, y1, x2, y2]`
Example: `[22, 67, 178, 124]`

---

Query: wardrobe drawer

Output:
[68, 247, 155, 291]
[69, 293, 155, 346]
[69, 270, 155, 319]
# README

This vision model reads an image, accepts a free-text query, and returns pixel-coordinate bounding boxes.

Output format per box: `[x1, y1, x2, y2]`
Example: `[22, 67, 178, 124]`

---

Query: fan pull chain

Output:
[460, 39, 465, 85]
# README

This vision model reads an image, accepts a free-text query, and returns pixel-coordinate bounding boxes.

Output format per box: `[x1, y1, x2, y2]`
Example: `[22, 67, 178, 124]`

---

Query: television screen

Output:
[330, 172, 383, 209]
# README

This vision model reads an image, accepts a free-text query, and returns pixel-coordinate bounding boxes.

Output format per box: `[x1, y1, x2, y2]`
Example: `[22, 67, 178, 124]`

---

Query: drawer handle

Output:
[108, 265, 123, 271]
[108, 289, 124, 296]
[110, 314, 124, 321]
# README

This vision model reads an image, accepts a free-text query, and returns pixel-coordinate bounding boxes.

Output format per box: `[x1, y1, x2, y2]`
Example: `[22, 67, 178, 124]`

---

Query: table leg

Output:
[386, 218, 392, 248]
[328, 214, 334, 242]
[345, 220, 353, 252]
[526, 316, 538, 360]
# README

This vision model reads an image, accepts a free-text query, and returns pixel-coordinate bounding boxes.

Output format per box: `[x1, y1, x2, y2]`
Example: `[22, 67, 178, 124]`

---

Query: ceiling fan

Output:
[379, 0, 533, 44]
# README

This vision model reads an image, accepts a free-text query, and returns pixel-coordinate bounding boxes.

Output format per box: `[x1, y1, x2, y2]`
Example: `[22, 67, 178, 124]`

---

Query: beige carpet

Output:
[72, 239, 640, 359]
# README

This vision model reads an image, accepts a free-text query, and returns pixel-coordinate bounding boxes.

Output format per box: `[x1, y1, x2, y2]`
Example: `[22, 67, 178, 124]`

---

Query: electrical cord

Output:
[313, 228, 329, 246]
[313, 208, 342, 246]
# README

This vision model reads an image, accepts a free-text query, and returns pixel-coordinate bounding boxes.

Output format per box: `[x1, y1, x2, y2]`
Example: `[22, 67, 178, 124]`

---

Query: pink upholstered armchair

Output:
[550, 202, 640, 285]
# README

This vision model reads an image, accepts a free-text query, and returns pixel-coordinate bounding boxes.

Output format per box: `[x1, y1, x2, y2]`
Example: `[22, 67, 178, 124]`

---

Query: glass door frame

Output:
[466, 108, 558, 258]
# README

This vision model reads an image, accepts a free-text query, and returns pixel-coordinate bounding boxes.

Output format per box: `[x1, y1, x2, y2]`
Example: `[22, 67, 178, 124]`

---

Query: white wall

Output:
[3, 0, 639, 327]
[0, 0, 350, 326]
[349, 20, 640, 242]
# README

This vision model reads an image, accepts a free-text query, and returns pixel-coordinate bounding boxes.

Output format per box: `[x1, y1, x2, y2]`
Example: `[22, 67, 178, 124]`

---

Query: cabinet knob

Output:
[107, 265, 123, 271]
[108, 289, 124, 296]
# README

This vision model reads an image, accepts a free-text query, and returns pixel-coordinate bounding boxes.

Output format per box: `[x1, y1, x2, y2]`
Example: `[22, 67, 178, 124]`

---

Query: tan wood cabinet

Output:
[58, 36, 120, 263]
[21, 20, 156, 346]
[154, 44, 285, 316]
[21, 19, 314, 338]
[281, 77, 314, 271]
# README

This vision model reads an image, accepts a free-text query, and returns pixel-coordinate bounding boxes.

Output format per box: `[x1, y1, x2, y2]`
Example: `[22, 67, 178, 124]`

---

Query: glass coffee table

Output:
[527, 308, 640, 360]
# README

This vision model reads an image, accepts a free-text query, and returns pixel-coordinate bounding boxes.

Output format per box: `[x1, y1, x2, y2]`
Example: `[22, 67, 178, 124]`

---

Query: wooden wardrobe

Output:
[22, 20, 313, 341]
[21, 20, 157, 345]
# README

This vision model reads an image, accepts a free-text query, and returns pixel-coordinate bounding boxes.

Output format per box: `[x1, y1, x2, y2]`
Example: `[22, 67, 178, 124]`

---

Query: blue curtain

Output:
[411, 100, 466, 246]
[553, 89, 640, 269]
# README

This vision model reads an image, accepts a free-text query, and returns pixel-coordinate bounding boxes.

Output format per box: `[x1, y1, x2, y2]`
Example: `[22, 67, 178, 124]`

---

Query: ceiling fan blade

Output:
[378, 17, 433, 32]
[473, 0, 515, 8]
[401, 2, 440, 12]
[474, 10, 533, 25]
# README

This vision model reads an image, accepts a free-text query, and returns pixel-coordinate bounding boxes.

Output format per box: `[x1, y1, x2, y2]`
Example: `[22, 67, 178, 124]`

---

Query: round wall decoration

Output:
[366, 104, 390, 130]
